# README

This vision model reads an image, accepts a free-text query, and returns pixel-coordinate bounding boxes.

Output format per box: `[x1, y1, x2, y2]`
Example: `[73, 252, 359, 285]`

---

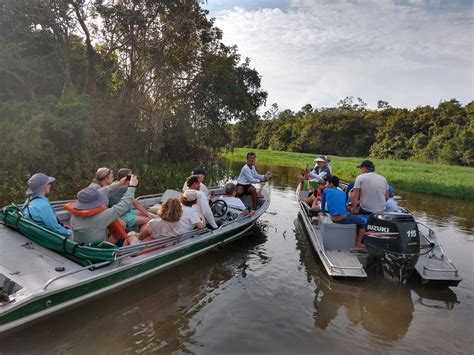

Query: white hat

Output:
[314, 157, 326, 163]
[183, 189, 198, 201]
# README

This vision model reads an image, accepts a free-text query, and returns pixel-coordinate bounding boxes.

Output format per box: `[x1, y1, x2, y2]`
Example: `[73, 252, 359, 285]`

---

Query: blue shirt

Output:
[385, 198, 399, 212]
[237, 164, 263, 185]
[321, 187, 348, 216]
[23, 195, 72, 236]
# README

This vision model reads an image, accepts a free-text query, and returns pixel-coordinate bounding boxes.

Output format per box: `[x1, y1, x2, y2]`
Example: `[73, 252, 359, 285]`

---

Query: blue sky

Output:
[203, 0, 474, 111]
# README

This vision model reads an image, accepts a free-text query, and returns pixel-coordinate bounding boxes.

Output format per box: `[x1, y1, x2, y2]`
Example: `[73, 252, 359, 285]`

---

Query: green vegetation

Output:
[221, 148, 474, 200]
[229, 98, 474, 167]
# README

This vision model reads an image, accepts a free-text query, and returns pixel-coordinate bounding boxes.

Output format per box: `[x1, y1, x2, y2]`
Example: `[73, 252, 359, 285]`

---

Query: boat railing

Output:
[417, 221, 459, 277]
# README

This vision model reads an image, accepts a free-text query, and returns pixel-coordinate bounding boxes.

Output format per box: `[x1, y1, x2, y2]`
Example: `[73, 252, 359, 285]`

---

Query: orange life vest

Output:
[64, 203, 128, 241]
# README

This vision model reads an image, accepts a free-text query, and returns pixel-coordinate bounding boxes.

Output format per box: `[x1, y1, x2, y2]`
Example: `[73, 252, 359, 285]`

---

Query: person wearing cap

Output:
[385, 185, 399, 212]
[68, 175, 140, 244]
[352, 160, 389, 215]
[185, 175, 218, 229]
[236, 152, 272, 210]
[182, 167, 210, 197]
[219, 183, 255, 216]
[178, 190, 206, 233]
[108, 168, 152, 229]
[307, 156, 331, 181]
[23, 173, 72, 236]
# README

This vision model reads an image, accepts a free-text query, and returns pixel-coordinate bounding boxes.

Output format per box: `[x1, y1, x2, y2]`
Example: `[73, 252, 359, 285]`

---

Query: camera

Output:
[125, 175, 132, 181]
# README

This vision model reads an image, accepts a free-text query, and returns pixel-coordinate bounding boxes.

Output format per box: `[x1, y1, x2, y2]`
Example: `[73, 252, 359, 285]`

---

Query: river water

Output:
[1, 161, 473, 354]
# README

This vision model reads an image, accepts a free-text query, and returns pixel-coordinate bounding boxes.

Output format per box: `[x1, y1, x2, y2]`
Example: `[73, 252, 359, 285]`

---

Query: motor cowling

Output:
[364, 212, 420, 257]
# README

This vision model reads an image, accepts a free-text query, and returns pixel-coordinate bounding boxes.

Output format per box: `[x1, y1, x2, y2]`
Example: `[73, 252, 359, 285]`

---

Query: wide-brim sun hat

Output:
[26, 173, 56, 195]
[73, 187, 109, 210]
[314, 157, 326, 163]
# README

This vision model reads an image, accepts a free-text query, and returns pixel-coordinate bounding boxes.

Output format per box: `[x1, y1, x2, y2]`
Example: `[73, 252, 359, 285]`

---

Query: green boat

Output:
[0, 186, 270, 334]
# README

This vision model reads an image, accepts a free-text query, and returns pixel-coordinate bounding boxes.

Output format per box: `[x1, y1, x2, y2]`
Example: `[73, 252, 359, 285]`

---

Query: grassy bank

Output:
[220, 148, 474, 200]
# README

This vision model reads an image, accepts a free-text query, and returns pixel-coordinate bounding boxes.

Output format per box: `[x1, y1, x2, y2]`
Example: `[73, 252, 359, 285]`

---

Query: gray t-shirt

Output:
[354, 172, 388, 213]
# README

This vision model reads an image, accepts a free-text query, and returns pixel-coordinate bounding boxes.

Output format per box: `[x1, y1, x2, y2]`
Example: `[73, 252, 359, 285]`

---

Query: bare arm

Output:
[352, 188, 361, 212]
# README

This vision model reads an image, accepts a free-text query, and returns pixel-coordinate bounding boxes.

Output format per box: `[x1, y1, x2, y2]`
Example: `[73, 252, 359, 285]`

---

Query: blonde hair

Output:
[158, 198, 183, 222]
[94, 167, 113, 182]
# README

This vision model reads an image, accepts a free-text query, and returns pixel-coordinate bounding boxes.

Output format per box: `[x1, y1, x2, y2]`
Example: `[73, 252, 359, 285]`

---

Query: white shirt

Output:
[219, 195, 246, 210]
[176, 206, 202, 234]
[182, 181, 210, 197]
[237, 164, 263, 185]
[192, 190, 218, 229]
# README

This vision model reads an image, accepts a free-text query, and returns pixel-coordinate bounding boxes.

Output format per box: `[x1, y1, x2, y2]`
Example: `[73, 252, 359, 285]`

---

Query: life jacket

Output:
[64, 203, 128, 242]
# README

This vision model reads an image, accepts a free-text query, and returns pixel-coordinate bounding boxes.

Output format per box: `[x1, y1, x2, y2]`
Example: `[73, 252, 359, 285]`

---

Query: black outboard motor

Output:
[364, 212, 420, 282]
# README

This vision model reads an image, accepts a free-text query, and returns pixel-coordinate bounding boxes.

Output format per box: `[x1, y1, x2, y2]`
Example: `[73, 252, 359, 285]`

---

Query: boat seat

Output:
[318, 214, 356, 251]
[160, 189, 183, 204]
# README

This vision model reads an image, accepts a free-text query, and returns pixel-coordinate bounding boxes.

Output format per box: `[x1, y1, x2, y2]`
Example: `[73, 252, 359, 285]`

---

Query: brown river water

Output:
[1, 162, 473, 354]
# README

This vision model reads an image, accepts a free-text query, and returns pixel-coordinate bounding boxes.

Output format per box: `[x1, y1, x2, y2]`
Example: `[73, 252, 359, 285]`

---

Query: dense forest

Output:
[230, 98, 473, 167]
[0, 0, 266, 176]
[0, 0, 472, 203]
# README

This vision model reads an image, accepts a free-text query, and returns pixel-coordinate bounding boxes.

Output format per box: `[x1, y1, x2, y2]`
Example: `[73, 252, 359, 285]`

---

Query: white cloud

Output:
[209, 0, 474, 110]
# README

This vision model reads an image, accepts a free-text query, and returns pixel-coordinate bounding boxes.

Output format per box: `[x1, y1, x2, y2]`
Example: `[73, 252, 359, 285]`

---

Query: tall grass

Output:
[220, 148, 474, 200]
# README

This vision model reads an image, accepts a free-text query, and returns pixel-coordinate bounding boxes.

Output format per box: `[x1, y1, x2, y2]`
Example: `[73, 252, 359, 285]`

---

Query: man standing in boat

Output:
[351, 160, 389, 215]
[236, 152, 272, 210]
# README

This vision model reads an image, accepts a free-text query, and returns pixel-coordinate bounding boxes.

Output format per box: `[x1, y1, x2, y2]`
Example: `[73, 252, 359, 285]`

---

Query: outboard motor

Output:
[364, 212, 420, 282]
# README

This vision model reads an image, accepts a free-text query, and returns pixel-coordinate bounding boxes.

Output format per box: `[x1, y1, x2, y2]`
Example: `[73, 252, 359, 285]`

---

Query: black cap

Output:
[357, 160, 375, 169]
[192, 167, 206, 175]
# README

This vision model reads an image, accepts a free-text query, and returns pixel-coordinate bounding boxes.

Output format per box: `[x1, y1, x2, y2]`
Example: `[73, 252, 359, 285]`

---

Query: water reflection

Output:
[293, 216, 463, 342]
[0, 224, 268, 354]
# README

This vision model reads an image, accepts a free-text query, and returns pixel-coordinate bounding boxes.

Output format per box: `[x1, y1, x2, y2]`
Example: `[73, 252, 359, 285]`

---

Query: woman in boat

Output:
[68, 175, 139, 244]
[136, 198, 184, 241]
[301, 178, 327, 212]
[307, 156, 331, 180]
[23, 173, 72, 237]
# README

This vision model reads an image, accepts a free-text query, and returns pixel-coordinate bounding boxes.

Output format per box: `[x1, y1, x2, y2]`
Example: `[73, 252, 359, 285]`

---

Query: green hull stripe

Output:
[1, 222, 253, 326]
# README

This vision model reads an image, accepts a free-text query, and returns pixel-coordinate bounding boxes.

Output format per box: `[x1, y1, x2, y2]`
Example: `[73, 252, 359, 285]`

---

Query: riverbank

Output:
[220, 148, 474, 200]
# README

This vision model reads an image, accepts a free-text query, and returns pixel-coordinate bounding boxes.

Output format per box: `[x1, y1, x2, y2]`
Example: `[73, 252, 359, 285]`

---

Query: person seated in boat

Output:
[351, 160, 389, 215]
[68, 175, 139, 244]
[22, 173, 72, 237]
[307, 156, 331, 181]
[182, 167, 210, 197]
[108, 168, 152, 230]
[135, 198, 184, 241]
[236, 152, 272, 210]
[220, 182, 255, 216]
[385, 185, 399, 212]
[179, 190, 206, 232]
[301, 178, 327, 212]
[325, 156, 333, 174]
[186, 175, 218, 229]
[321, 176, 368, 251]
[88, 167, 125, 198]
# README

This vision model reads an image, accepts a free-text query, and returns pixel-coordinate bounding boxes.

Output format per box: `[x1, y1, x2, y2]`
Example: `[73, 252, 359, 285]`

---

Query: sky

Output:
[203, 0, 474, 111]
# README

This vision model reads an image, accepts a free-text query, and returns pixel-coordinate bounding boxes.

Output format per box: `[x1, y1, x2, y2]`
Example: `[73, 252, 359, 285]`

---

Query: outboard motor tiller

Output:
[364, 212, 420, 282]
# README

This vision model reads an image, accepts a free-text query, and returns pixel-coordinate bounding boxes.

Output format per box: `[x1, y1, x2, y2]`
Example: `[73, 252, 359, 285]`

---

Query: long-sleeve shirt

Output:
[237, 164, 263, 185]
[308, 166, 330, 180]
[192, 190, 218, 229]
[70, 187, 135, 244]
[321, 187, 348, 216]
[23, 195, 72, 236]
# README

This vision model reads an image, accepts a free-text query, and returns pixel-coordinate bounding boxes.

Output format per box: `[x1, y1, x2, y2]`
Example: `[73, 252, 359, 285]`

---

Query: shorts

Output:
[335, 213, 368, 229]
[121, 210, 137, 228]
[237, 184, 254, 195]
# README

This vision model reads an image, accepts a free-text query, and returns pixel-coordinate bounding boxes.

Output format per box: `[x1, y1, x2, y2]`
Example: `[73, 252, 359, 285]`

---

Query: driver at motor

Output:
[185, 175, 218, 229]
